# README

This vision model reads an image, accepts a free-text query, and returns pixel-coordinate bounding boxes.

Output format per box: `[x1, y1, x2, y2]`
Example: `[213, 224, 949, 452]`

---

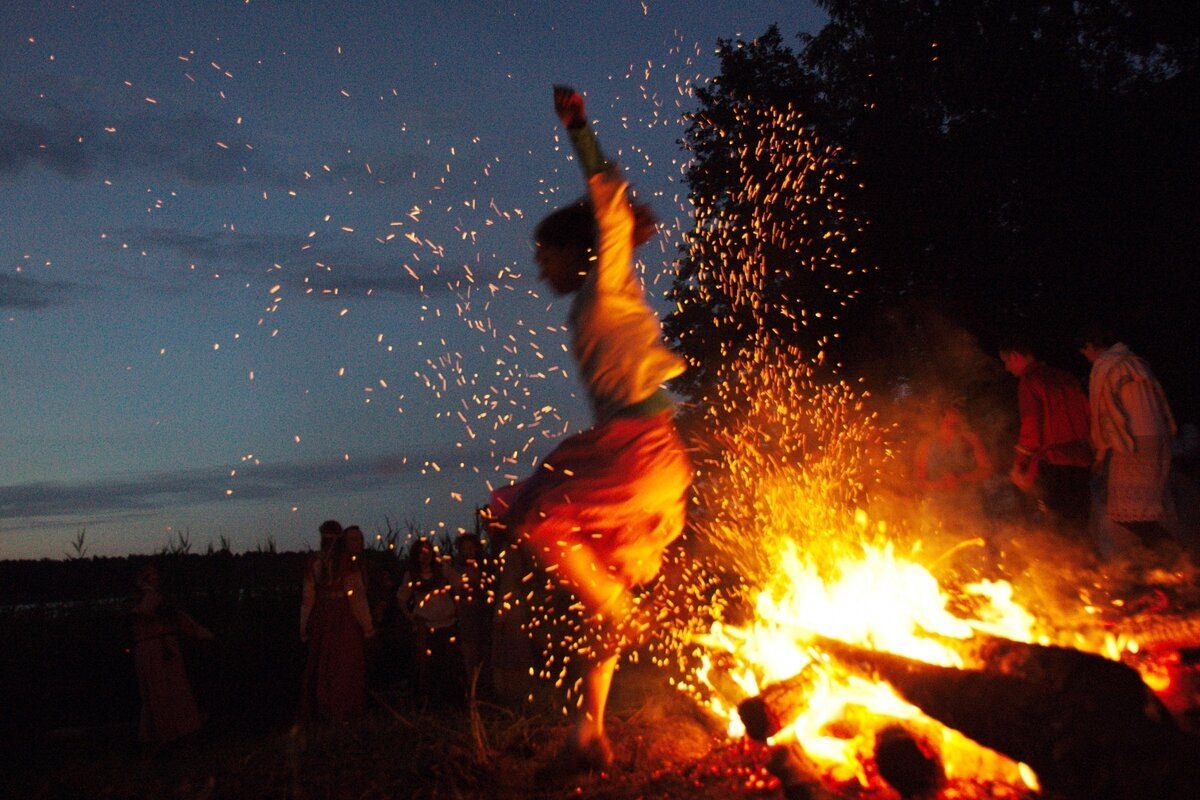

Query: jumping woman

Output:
[490, 85, 692, 771]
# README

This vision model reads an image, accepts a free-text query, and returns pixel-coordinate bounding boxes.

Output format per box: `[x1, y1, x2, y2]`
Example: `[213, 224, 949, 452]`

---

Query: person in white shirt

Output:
[1078, 326, 1177, 556]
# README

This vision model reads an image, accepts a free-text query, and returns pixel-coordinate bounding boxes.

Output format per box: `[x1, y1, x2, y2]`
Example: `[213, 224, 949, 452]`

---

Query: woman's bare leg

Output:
[549, 542, 630, 621]
[574, 654, 618, 744]
[541, 541, 626, 766]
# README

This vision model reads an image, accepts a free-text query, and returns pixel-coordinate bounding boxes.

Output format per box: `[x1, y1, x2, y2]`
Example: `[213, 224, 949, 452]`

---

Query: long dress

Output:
[299, 552, 374, 723]
[133, 588, 212, 743]
[398, 565, 465, 706]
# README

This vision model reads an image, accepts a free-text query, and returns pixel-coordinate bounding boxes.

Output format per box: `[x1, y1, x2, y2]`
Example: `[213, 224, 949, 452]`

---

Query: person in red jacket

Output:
[999, 340, 1092, 535]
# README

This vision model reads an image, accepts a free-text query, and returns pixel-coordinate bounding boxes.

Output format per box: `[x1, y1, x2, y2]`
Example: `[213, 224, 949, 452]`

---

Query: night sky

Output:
[0, 1, 824, 559]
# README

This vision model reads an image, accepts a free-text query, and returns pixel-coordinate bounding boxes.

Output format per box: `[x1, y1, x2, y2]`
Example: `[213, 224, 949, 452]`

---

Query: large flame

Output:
[681, 518, 1043, 790]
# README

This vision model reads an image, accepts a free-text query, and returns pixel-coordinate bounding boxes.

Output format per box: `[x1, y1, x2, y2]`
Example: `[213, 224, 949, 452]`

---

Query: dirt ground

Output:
[6, 536, 1199, 800]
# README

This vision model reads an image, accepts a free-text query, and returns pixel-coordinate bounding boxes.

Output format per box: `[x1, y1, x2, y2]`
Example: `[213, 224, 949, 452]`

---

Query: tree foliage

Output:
[666, 27, 866, 402]
[669, 1, 1198, 411]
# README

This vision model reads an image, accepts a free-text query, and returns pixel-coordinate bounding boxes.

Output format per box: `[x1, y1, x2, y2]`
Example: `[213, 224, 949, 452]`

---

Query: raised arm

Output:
[554, 85, 609, 178]
[553, 85, 639, 297]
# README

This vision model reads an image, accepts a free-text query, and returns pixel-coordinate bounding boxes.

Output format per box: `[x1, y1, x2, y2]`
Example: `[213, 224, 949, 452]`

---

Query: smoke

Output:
[856, 303, 1012, 470]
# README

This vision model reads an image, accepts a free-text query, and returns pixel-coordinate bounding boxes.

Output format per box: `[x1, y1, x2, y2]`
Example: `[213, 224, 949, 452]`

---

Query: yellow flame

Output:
[687, 521, 1042, 789]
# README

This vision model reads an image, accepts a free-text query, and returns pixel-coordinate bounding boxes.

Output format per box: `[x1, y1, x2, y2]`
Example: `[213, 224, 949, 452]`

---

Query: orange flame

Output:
[683, 513, 1045, 792]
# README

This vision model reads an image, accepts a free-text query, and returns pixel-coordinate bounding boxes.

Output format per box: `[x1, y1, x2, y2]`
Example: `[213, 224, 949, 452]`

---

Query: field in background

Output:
[1, 551, 747, 800]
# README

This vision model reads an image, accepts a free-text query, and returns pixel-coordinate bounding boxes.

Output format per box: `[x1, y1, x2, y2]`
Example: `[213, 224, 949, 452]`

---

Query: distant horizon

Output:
[0, 526, 471, 563]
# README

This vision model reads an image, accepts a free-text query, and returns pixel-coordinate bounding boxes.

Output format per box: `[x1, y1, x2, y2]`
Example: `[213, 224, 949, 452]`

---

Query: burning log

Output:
[736, 667, 817, 742]
[959, 629, 1188, 677]
[763, 723, 944, 800]
[745, 635, 1200, 800]
[1110, 613, 1200, 654]
[740, 671, 947, 798]
[872, 725, 944, 800]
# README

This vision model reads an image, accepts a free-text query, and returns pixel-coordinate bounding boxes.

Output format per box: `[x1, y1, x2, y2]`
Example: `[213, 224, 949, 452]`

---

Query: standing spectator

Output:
[913, 400, 993, 508]
[132, 563, 214, 746]
[366, 562, 404, 690]
[999, 340, 1093, 534]
[299, 520, 375, 725]
[1078, 326, 1178, 556]
[397, 538, 464, 706]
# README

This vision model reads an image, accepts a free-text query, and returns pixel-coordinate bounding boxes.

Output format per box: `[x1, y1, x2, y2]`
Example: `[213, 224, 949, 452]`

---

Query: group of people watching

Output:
[128, 524, 493, 748]
[914, 325, 1181, 565]
[298, 519, 493, 727]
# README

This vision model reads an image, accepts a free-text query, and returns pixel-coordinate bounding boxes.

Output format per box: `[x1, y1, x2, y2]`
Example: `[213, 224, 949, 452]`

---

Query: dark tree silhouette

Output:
[666, 27, 867, 403]
[669, 3, 1198, 415]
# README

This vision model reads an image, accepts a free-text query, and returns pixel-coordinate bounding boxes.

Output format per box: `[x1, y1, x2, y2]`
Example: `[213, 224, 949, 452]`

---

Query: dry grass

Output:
[6, 668, 780, 800]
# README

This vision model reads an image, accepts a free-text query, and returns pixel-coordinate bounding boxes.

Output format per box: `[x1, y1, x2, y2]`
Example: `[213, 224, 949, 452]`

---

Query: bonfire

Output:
[671, 423, 1199, 800]
[656, 89, 1199, 800]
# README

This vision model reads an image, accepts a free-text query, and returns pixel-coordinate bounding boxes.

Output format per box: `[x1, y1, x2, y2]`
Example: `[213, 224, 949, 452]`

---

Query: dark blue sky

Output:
[0, 0, 824, 558]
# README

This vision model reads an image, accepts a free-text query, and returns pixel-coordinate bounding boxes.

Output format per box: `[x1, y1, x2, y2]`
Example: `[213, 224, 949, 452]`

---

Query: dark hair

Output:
[533, 194, 659, 292]
[534, 199, 596, 252]
[313, 523, 348, 588]
[455, 532, 482, 562]
[343, 525, 364, 555]
[1074, 323, 1116, 350]
[406, 537, 444, 585]
[406, 537, 434, 568]
[136, 562, 159, 587]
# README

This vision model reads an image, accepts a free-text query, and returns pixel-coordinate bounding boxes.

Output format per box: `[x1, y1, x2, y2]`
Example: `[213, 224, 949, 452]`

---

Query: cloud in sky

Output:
[132, 228, 306, 266]
[0, 274, 73, 309]
[121, 226, 463, 298]
[0, 80, 441, 193]
[0, 104, 275, 187]
[94, 108, 269, 187]
[0, 454, 413, 523]
[0, 113, 90, 178]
